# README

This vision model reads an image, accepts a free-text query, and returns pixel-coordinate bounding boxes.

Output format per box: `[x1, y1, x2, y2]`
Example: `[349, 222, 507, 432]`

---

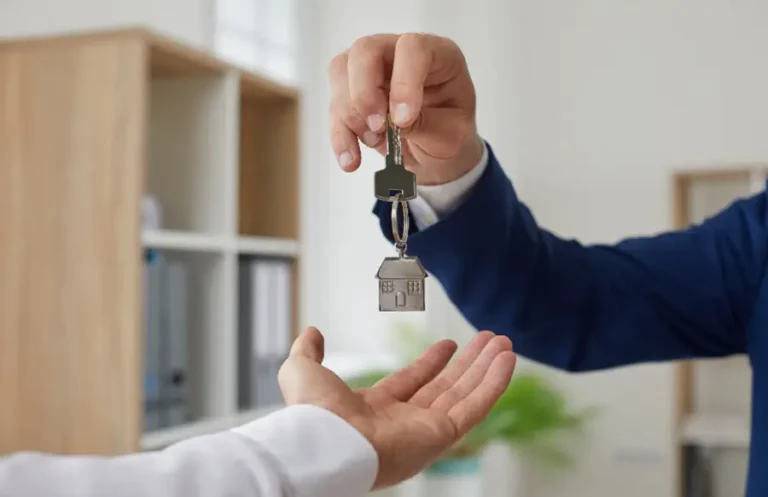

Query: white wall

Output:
[0, 0, 214, 47]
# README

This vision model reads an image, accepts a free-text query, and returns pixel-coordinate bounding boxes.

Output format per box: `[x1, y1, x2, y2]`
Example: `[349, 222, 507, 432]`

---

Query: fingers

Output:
[409, 331, 495, 407]
[347, 34, 397, 133]
[289, 326, 325, 363]
[430, 334, 512, 411]
[328, 52, 365, 171]
[329, 33, 456, 171]
[448, 351, 517, 436]
[388, 33, 433, 127]
[372, 339, 458, 401]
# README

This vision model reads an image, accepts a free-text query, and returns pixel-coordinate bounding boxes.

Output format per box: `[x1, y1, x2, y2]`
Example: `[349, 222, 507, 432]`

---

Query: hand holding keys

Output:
[374, 116, 428, 312]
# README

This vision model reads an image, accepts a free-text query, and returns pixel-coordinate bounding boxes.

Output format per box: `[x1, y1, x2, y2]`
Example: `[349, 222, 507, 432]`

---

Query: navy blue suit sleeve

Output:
[373, 144, 768, 372]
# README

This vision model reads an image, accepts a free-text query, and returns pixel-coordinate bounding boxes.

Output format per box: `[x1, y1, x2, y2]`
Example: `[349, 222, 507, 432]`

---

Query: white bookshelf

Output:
[0, 28, 300, 456]
[139, 41, 301, 438]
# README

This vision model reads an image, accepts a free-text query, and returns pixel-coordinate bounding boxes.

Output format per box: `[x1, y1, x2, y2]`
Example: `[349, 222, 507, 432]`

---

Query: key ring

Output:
[390, 193, 409, 257]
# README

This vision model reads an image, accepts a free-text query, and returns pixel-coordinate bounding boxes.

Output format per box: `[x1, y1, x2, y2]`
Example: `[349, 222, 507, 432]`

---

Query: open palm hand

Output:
[278, 327, 516, 489]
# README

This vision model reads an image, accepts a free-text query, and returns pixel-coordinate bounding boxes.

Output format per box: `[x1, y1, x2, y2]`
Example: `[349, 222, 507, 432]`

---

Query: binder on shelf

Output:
[142, 194, 164, 432]
[143, 250, 163, 432]
[163, 260, 190, 427]
[141, 190, 191, 431]
[237, 261, 254, 409]
[238, 256, 293, 410]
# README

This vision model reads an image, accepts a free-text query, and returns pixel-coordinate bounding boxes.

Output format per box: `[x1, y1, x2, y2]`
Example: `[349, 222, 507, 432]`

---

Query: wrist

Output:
[419, 132, 484, 186]
[454, 132, 485, 179]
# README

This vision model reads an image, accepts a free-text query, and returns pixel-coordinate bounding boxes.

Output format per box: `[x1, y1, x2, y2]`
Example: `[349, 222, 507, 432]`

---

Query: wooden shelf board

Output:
[0, 26, 299, 102]
[681, 413, 750, 449]
[237, 236, 299, 257]
[672, 166, 768, 183]
[141, 406, 281, 451]
[239, 71, 298, 102]
[142, 30, 298, 102]
[141, 231, 300, 256]
[142, 230, 230, 253]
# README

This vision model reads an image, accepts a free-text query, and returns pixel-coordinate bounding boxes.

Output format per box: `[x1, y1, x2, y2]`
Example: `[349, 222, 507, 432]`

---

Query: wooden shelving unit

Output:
[672, 166, 765, 497]
[0, 27, 300, 455]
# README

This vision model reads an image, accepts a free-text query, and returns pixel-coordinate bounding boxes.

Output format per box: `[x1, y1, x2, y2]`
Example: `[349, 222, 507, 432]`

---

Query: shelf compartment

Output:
[141, 249, 233, 433]
[238, 96, 299, 239]
[691, 356, 752, 416]
[236, 255, 296, 412]
[681, 413, 750, 449]
[146, 73, 234, 235]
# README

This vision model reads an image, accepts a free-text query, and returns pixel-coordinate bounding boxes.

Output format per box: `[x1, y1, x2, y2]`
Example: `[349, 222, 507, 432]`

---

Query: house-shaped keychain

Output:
[376, 256, 428, 312]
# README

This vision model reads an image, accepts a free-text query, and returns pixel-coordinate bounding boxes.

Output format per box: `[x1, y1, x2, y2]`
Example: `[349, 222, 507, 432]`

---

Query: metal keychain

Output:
[375, 192, 428, 312]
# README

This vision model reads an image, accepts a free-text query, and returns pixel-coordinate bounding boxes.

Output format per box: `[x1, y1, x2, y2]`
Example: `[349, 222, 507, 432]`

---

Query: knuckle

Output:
[340, 107, 365, 131]
[329, 126, 348, 147]
[330, 124, 346, 141]
[327, 52, 348, 76]
[328, 99, 347, 120]
[350, 35, 379, 58]
[435, 377, 453, 396]
[397, 32, 430, 53]
[352, 87, 381, 111]
[440, 386, 463, 407]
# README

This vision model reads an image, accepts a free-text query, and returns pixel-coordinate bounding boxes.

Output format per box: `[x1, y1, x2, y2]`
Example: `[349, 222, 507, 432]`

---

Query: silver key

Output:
[375, 196, 427, 311]
[374, 115, 417, 201]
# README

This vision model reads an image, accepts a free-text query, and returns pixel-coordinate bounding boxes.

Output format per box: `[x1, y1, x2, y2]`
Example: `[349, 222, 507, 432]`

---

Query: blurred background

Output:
[1, 1, 763, 497]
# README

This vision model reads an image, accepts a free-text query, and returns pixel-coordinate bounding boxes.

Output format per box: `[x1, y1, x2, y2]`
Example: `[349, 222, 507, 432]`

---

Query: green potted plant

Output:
[346, 322, 594, 497]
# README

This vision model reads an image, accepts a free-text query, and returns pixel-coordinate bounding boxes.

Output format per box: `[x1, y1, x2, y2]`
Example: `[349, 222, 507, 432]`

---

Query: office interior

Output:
[0, 1, 760, 496]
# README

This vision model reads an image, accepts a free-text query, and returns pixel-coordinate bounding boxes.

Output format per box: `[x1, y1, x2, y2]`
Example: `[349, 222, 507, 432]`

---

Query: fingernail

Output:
[393, 103, 410, 125]
[363, 130, 379, 146]
[338, 151, 353, 170]
[366, 114, 385, 132]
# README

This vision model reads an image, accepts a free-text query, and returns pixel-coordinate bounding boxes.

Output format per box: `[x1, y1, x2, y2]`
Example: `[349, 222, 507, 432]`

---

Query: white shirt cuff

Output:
[408, 141, 489, 231]
[232, 404, 378, 497]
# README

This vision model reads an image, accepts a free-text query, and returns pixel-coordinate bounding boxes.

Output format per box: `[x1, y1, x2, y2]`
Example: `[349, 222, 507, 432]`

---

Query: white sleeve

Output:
[408, 141, 489, 231]
[0, 405, 378, 497]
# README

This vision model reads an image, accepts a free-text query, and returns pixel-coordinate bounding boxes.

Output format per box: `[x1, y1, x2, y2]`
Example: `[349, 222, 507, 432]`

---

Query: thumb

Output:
[289, 326, 325, 363]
